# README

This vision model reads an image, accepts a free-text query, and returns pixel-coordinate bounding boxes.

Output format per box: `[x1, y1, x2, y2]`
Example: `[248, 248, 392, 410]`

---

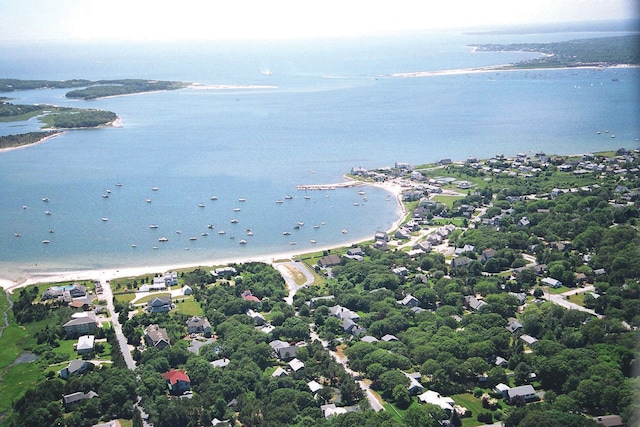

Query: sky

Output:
[0, 0, 637, 42]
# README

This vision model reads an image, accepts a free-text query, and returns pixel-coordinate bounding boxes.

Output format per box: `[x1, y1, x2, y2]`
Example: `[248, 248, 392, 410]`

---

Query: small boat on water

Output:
[297, 222, 304, 226]
[239, 239, 247, 245]
[189, 236, 197, 241]
[358, 190, 366, 195]
[48, 229, 54, 233]
[152, 187, 159, 191]
[246, 229, 254, 236]
[149, 224, 158, 229]
[152, 246, 158, 250]
[201, 232, 209, 236]
[198, 203, 205, 208]
[207, 224, 214, 229]
[276, 200, 283, 204]
[283, 231, 291, 236]
[14, 233, 21, 237]
[284, 195, 293, 200]
[22, 205, 27, 209]
[233, 207, 241, 212]
[116, 182, 123, 187]
[231, 219, 239, 224]
[102, 194, 109, 198]
[45, 211, 52, 215]
[210, 196, 218, 200]
[146, 198, 152, 203]
[176, 230, 182, 234]
[290, 242, 297, 245]
[238, 198, 246, 202]
[42, 198, 49, 202]
[294, 225, 301, 230]
[158, 237, 168, 242]
[353, 202, 359, 206]
[106, 189, 112, 194]
[304, 195, 311, 200]
[341, 229, 348, 234]
[42, 240, 50, 244]
[131, 244, 137, 247]
[310, 240, 317, 244]
[101, 217, 109, 221]
[314, 225, 320, 229]
[218, 230, 226, 235]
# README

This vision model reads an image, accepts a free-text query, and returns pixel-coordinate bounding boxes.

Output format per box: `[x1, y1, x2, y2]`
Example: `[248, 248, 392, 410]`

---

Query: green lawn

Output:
[431, 195, 465, 209]
[0, 361, 46, 413]
[172, 297, 203, 317]
[565, 292, 585, 307]
[134, 292, 171, 304]
[114, 292, 137, 305]
[452, 393, 486, 427]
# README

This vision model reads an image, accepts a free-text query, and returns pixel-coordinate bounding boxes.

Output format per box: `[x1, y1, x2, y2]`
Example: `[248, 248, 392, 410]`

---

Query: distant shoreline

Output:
[390, 63, 639, 78]
[0, 131, 64, 153]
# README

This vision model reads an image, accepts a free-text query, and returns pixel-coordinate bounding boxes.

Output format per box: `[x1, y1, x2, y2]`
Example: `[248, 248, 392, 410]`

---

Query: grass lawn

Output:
[431, 194, 465, 209]
[0, 361, 46, 413]
[172, 297, 203, 317]
[565, 292, 585, 307]
[547, 285, 570, 295]
[134, 292, 171, 304]
[452, 393, 486, 427]
[114, 292, 137, 305]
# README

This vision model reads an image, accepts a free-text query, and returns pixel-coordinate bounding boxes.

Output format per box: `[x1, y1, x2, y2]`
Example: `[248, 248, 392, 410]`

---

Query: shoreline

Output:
[0, 179, 405, 293]
[390, 63, 639, 78]
[189, 83, 278, 90]
[0, 131, 64, 153]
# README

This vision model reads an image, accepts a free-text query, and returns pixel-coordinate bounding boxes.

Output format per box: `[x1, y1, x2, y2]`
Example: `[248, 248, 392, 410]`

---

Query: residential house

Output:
[392, 267, 409, 277]
[494, 356, 508, 368]
[506, 384, 537, 402]
[212, 266, 237, 278]
[506, 318, 523, 334]
[394, 228, 411, 240]
[464, 295, 488, 311]
[320, 403, 348, 418]
[75, 335, 95, 354]
[381, 334, 398, 342]
[146, 296, 172, 313]
[307, 380, 323, 394]
[246, 309, 266, 326]
[398, 294, 420, 308]
[481, 248, 496, 262]
[59, 360, 94, 379]
[374, 231, 390, 242]
[417, 390, 455, 416]
[269, 340, 300, 360]
[329, 305, 360, 322]
[181, 285, 193, 295]
[494, 383, 511, 396]
[318, 254, 341, 268]
[62, 391, 98, 409]
[593, 415, 624, 427]
[344, 247, 365, 261]
[210, 358, 230, 368]
[509, 292, 527, 305]
[145, 324, 170, 349]
[541, 277, 562, 288]
[163, 369, 191, 396]
[404, 372, 424, 395]
[451, 256, 473, 271]
[455, 244, 476, 256]
[342, 318, 366, 336]
[520, 334, 538, 347]
[272, 367, 288, 378]
[186, 316, 212, 337]
[241, 290, 260, 302]
[288, 358, 305, 372]
[63, 313, 98, 338]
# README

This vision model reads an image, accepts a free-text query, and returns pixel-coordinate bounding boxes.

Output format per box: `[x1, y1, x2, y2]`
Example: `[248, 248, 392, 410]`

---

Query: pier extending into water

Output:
[296, 181, 366, 191]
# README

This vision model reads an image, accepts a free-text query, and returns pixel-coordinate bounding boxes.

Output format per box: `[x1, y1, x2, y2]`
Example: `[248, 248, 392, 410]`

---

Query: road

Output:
[542, 285, 604, 318]
[100, 276, 152, 425]
[309, 330, 385, 412]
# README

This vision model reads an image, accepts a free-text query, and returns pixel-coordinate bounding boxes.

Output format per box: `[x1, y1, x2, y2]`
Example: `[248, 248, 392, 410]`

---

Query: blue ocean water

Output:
[0, 31, 638, 279]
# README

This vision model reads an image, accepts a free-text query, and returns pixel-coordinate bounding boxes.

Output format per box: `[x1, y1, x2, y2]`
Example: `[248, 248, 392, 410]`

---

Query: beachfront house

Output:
[146, 296, 173, 313]
[63, 313, 98, 338]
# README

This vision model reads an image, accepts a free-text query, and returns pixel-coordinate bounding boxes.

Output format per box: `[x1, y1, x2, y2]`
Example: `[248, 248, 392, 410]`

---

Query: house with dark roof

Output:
[269, 340, 300, 360]
[506, 318, 523, 334]
[63, 314, 98, 338]
[163, 369, 191, 395]
[186, 316, 211, 337]
[146, 296, 172, 313]
[398, 294, 420, 308]
[451, 256, 473, 270]
[59, 360, 94, 379]
[318, 254, 341, 268]
[464, 295, 487, 311]
[145, 324, 170, 349]
[62, 391, 98, 409]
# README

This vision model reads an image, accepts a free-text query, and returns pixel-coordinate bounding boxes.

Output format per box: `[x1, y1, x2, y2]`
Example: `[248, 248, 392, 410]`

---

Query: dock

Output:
[296, 181, 366, 191]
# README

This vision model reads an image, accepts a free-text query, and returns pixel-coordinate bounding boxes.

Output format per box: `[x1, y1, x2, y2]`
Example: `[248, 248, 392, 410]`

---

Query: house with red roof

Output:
[162, 369, 191, 395]
[241, 290, 260, 302]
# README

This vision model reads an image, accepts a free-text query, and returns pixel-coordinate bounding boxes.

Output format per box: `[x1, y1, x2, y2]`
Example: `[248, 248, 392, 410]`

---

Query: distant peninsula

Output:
[470, 34, 640, 69]
[0, 78, 189, 150]
[0, 78, 189, 100]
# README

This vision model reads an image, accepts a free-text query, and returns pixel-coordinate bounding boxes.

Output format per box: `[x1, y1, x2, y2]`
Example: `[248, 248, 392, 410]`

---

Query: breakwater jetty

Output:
[296, 181, 366, 191]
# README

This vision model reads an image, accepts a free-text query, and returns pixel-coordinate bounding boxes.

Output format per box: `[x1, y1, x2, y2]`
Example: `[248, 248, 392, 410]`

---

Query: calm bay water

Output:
[1, 30, 638, 280]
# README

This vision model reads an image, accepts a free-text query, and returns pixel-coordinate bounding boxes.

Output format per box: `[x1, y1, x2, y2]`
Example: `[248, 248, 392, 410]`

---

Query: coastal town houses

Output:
[163, 369, 191, 396]
[146, 296, 173, 313]
[42, 283, 86, 301]
[145, 324, 170, 349]
[269, 339, 301, 360]
[62, 391, 98, 410]
[59, 360, 94, 379]
[186, 316, 212, 337]
[63, 312, 98, 338]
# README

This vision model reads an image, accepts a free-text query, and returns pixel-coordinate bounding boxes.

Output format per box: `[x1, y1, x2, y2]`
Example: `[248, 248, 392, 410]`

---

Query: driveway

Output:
[275, 261, 314, 305]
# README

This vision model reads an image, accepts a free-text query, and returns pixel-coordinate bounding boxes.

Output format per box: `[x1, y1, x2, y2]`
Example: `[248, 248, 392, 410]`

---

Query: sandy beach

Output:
[0, 131, 64, 153]
[0, 180, 405, 294]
